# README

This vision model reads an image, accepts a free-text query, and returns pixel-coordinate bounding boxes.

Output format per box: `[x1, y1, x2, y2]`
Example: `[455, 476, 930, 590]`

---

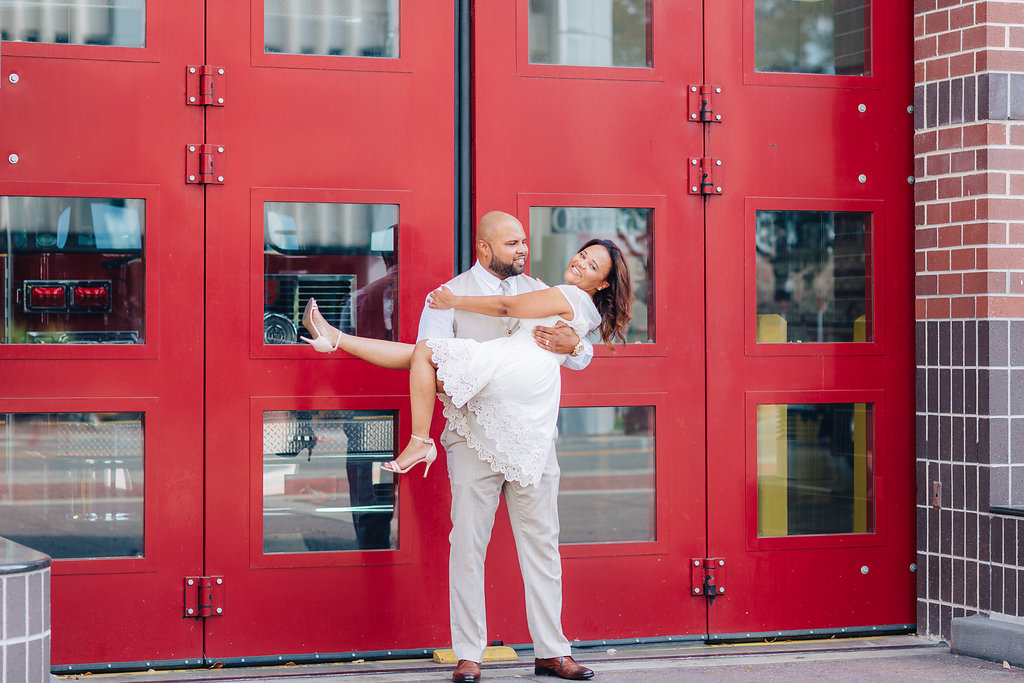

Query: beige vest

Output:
[446, 269, 547, 342]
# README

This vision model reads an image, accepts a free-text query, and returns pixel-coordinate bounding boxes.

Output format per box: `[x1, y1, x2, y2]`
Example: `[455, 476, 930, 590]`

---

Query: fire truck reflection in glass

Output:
[1, 196, 144, 344]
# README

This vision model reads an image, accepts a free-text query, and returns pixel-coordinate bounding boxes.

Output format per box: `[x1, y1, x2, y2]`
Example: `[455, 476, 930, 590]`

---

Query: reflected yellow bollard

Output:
[756, 314, 788, 537]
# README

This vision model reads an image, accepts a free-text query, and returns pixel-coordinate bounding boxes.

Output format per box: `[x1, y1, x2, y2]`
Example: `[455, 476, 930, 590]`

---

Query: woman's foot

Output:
[300, 298, 342, 352]
[382, 435, 437, 477]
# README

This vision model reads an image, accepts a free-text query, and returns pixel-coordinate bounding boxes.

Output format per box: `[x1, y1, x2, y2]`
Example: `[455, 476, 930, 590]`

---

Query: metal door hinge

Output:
[186, 65, 226, 106]
[691, 558, 726, 604]
[185, 144, 226, 184]
[688, 85, 722, 123]
[688, 158, 723, 196]
[184, 576, 224, 618]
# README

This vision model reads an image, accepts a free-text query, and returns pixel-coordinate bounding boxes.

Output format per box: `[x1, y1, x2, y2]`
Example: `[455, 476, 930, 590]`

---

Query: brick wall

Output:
[914, 0, 1024, 641]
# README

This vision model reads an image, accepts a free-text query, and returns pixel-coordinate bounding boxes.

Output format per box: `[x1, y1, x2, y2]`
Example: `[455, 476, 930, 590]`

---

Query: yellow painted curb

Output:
[432, 646, 518, 664]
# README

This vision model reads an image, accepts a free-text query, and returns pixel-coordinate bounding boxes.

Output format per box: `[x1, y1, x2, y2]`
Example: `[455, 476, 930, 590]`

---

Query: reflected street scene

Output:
[555, 405, 655, 544]
[263, 410, 397, 553]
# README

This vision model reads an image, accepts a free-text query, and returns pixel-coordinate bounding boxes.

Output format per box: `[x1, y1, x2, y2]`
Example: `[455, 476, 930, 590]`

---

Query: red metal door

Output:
[200, 1, 456, 659]
[473, 1, 710, 641]
[0, 3, 207, 666]
[703, 1, 916, 635]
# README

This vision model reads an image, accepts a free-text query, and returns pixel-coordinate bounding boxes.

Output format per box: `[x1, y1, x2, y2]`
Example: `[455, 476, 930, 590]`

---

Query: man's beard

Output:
[490, 253, 525, 278]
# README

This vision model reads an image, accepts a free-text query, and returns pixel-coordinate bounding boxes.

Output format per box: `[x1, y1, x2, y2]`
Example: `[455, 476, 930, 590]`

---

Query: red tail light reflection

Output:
[30, 286, 66, 309]
[73, 285, 110, 309]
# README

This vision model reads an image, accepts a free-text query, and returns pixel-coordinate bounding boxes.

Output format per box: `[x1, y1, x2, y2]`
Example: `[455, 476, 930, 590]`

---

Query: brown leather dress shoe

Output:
[452, 659, 481, 682]
[534, 656, 594, 680]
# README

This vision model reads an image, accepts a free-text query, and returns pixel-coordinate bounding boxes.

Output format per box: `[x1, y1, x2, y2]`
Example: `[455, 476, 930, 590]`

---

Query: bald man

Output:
[418, 212, 595, 682]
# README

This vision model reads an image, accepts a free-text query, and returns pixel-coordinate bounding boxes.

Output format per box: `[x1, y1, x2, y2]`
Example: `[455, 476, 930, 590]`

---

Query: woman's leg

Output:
[390, 340, 445, 469]
[305, 302, 414, 369]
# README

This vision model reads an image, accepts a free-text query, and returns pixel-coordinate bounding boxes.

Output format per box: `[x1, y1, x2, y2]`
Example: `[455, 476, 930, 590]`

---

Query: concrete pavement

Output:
[57, 635, 1024, 682]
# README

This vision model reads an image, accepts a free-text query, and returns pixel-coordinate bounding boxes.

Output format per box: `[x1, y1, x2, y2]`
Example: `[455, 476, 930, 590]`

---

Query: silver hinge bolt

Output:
[8, 74, 19, 84]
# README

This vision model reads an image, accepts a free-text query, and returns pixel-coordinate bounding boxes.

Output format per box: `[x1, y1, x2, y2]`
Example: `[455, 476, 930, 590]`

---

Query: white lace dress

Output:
[427, 284, 601, 487]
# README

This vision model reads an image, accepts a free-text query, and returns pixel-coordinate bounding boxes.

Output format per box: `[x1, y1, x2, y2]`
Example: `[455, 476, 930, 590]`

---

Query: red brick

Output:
[949, 4, 976, 29]
[917, 227, 939, 249]
[915, 15, 927, 38]
[915, 0, 937, 14]
[950, 296, 976, 318]
[916, 204, 927, 226]
[1011, 124, 1024, 146]
[1011, 272, 1024, 294]
[937, 31, 961, 55]
[965, 172, 1006, 195]
[964, 271, 1005, 294]
[951, 151, 976, 173]
[916, 36, 938, 60]
[977, 246, 1024, 269]
[939, 176, 964, 198]
[1010, 223, 1024, 244]
[987, 50, 1024, 72]
[980, 198, 1024, 221]
[925, 10, 950, 34]
[1012, 26, 1024, 45]
[961, 26, 989, 50]
[927, 153, 951, 175]
[915, 61, 926, 83]
[916, 251, 928, 272]
[951, 248, 977, 270]
[915, 180, 938, 202]
[926, 56, 951, 80]
[915, 298, 928, 319]
[987, 148, 1024, 171]
[977, 296, 1024, 318]
[939, 273, 963, 294]
[963, 124, 989, 147]
[985, 2, 1024, 24]
[915, 131, 938, 154]
[917, 274, 939, 295]
[1010, 175, 1024, 196]
[927, 249, 952, 271]
[927, 202, 952, 224]
[949, 52, 976, 77]
[939, 224, 963, 247]
[915, 157, 927, 177]
[951, 199, 976, 222]
[939, 128, 964, 150]
[937, 0, 961, 9]
[963, 222, 1006, 245]
[927, 297, 952, 318]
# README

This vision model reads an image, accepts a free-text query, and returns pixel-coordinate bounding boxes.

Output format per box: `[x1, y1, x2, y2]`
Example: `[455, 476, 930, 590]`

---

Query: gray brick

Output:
[989, 73, 1010, 120]
[5, 575, 26, 639]
[5, 642, 26, 683]
[1010, 74, 1024, 120]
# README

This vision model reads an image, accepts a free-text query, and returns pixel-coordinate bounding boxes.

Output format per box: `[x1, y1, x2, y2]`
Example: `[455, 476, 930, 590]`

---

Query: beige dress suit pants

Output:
[443, 424, 572, 662]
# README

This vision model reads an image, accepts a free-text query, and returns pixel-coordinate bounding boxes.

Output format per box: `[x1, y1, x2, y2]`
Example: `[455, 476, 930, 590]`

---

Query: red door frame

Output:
[0, 3, 208, 666]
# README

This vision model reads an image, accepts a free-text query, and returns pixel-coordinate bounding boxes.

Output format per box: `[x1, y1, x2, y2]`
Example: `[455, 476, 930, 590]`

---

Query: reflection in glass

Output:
[0, 412, 144, 559]
[754, 0, 870, 76]
[0, 0, 145, 47]
[1, 196, 145, 345]
[755, 210, 870, 344]
[529, 0, 652, 68]
[265, 0, 399, 58]
[263, 410, 397, 553]
[757, 403, 874, 537]
[555, 406, 655, 544]
[264, 202, 398, 344]
[529, 206, 652, 344]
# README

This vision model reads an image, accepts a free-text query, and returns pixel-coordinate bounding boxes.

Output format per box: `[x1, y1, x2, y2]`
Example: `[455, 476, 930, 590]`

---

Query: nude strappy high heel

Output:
[300, 298, 341, 353]
[381, 434, 437, 477]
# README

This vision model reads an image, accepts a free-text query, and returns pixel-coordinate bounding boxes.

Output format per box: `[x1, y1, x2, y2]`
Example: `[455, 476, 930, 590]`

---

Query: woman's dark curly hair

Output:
[579, 238, 633, 349]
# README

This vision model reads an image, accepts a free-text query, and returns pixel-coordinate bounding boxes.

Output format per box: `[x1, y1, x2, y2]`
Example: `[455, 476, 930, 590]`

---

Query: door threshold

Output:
[57, 635, 947, 681]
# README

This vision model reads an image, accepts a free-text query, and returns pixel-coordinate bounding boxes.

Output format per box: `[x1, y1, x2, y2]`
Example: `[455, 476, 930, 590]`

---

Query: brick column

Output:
[914, 0, 1024, 643]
